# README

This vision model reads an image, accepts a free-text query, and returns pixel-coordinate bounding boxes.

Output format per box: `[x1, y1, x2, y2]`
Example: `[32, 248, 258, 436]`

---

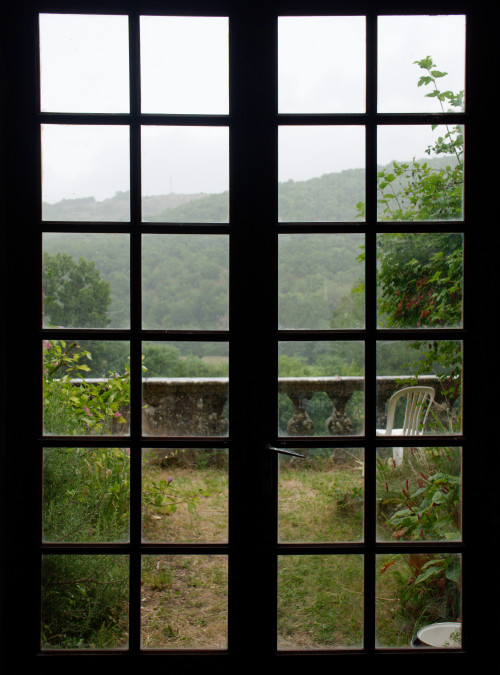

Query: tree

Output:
[43, 252, 111, 328]
[349, 57, 464, 412]
[374, 56, 463, 332]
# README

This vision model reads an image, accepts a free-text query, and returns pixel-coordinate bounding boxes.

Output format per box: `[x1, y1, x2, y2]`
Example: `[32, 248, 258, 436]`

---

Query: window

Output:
[1, 0, 498, 661]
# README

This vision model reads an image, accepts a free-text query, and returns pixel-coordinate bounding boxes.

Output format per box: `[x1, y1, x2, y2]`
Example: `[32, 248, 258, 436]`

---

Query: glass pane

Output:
[376, 446, 462, 542]
[278, 233, 365, 329]
[278, 341, 364, 437]
[141, 126, 229, 223]
[142, 341, 228, 437]
[43, 233, 130, 329]
[278, 555, 364, 650]
[278, 448, 363, 543]
[377, 233, 463, 328]
[377, 126, 463, 222]
[142, 234, 229, 330]
[376, 340, 462, 436]
[376, 553, 462, 648]
[41, 554, 129, 649]
[42, 447, 130, 543]
[141, 555, 228, 649]
[378, 15, 465, 113]
[142, 448, 228, 543]
[41, 125, 130, 221]
[140, 16, 228, 114]
[278, 16, 365, 113]
[278, 126, 365, 222]
[43, 339, 130, 436]
[39, 14, 129, 113]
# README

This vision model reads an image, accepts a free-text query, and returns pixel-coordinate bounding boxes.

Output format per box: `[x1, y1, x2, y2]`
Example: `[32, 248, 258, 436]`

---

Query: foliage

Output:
[353, 57, 464, 421]
[377, 446, 461, 542]
[376, 445, 462, 642]
[43, 339, 130, 435]
[379, 553, 461, 638]
[377, 233, 462, 329]
[142, 459, 203, 519]
[43, 447, 130, 543]
[41, 554, 129, 649]
[362, 56, 464, 224]
[43, 252, 111, 328]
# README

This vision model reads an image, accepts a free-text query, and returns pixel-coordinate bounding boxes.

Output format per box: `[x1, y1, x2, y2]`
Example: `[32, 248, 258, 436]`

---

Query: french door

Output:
[1, 0, 498, 661]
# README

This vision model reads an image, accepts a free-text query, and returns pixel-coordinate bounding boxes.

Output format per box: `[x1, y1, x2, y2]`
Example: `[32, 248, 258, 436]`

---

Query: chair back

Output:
[385, 386, 435, 435]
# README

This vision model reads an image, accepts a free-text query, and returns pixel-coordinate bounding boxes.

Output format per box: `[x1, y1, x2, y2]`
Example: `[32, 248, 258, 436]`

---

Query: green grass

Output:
[41, 450, 460, 650]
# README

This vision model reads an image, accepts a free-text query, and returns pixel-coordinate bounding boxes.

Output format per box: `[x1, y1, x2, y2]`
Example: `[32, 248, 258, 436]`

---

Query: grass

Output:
[140, 555, 228, 649]
[41, 449, 461, 650]
[277, 554, 364, 650]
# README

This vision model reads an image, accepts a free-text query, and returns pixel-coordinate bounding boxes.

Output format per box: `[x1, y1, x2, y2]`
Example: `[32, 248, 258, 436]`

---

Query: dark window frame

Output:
[1, 0, 498, 662]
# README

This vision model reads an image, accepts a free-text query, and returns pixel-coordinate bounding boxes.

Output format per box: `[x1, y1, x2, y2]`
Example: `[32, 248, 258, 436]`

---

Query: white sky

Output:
[39, 13, 465, 203]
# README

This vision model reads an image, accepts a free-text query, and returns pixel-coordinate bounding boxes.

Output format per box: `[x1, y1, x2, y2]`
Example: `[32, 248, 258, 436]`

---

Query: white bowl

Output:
[417, 622, 461, 647]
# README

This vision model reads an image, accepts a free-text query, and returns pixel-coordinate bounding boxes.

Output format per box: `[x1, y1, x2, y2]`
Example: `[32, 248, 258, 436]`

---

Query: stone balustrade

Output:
[133, 374, 452, 437]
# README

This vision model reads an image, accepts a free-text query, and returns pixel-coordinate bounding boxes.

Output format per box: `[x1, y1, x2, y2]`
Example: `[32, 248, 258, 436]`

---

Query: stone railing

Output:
[133, 374, 452, 437]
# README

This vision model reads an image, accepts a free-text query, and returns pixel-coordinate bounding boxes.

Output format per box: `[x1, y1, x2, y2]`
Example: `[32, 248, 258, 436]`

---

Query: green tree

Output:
[349, 58, 464, 406]
[43, 252, 111, 328]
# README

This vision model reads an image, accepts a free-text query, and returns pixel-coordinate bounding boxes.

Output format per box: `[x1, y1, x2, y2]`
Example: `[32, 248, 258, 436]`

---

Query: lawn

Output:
[41, 447, 461, 650]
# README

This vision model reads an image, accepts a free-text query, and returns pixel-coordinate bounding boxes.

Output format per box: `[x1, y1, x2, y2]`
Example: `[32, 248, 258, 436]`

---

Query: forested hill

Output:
[41, 158, 454, 333]
[42, 156, 456, 223]
[42, 167, 365, 222]
[42, 190, 212, 222]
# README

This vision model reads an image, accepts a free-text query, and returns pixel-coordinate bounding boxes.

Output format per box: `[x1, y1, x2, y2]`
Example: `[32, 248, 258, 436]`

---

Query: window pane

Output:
[140, 16, 228, 114]
[278, 449, 364, 543]
[278, 341, 364, 437]
[377, 126, 464, 222]
[376, 553, 462, 648]
[43, 233, 130, 329]
[43, 339, 130, 436]
[278, 16, 365, 113]
[376, 233, 463, 329]
[141, 555, 228, 649]
[278, 126, 365, 222]
[142, 341, 228, 437]
[378, 15, 465, 113]
[142, 234, 229, 330]
[39, 14, 129, 113]
[376, 340, 462, 436]
[278, 554, 364, 650]
[141, 126, 229, 222]
[376, 446, 462, 542]
[142, 448, 228, 543]
[278, 233, 365, 329]
[41, 125, 130, 221]
[41, 554, 129, 649]
[42, 447, 130, 543]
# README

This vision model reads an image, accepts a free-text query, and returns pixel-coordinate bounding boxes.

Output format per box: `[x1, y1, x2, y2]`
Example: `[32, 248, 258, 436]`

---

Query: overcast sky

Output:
[39, 13, 465, 204]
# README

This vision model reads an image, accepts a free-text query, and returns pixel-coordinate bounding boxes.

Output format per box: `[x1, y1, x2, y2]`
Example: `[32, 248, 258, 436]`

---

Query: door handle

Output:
[266, 445, 305, 458]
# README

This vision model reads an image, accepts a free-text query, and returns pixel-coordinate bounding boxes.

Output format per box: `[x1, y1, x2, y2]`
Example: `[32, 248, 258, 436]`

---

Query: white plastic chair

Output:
[376, 386, 435, 466]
